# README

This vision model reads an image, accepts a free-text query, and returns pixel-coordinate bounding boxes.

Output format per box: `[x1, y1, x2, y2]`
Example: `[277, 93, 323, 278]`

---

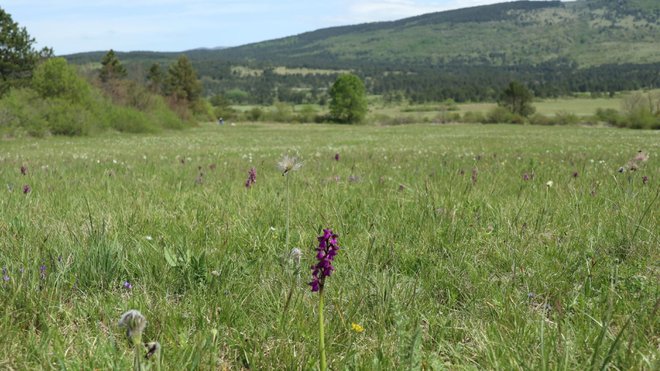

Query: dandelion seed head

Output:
[118, 309, 147, 340]
[277, 155, 303, 175]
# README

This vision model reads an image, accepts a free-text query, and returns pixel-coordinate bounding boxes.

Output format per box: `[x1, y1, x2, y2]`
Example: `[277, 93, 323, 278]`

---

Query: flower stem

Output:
[133, 338, 142, 371]
[319, 288, 327, 371]
[285, 174, 290, 252]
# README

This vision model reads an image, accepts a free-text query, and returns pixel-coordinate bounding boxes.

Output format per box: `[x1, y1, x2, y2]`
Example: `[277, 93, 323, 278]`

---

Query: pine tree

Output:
[165, 55, 202, 106]
[146, 63, 163, 93]
[0, 7, 52, 95]
[99, 49, 127, 83]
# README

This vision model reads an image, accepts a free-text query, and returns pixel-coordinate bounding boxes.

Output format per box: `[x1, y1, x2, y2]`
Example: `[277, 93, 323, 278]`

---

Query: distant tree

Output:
[99, 49, 127, 83]
[498, 81, 535, 117]
[0, 7, 52, 96]
[165, 55, 202, 106]
[32, 57, 90, 102]
[329, 74, 368, 123]
[146, 63, 163, 93]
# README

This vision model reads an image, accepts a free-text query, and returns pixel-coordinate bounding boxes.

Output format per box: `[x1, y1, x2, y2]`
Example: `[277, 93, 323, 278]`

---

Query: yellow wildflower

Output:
[351, 323, 365, 333]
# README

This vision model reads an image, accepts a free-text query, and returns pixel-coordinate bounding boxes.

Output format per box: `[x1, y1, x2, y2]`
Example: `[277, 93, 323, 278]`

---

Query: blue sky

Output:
[4, 0, 509, 55]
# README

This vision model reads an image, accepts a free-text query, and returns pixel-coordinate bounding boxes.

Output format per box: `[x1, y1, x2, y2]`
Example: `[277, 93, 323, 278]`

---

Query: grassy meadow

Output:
[1, 123, 658, 369]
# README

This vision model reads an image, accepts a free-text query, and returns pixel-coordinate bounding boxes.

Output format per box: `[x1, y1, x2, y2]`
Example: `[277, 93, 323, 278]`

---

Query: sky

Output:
[4, 0, 513, 55]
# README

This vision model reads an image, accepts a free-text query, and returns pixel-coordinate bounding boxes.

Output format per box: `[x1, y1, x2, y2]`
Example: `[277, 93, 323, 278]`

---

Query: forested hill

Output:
[65, 0, 660, 103]
[67, 0, 660, 68]
[213, 0, 659, 67]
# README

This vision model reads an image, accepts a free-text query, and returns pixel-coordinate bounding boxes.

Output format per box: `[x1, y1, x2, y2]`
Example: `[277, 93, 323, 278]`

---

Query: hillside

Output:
[65, 0, 660, 104]
[202, 0, 660, 67]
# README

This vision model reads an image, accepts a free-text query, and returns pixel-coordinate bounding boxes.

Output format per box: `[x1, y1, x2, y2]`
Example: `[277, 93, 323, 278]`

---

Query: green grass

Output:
[1, 123, 658, 369]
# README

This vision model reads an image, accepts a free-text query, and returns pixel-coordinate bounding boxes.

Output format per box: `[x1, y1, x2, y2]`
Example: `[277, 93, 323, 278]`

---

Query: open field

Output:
[1, 123, 658, 369]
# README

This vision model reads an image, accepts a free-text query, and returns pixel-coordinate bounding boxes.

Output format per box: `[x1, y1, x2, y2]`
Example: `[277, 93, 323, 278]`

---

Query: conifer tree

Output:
[99, 49, 127, 83]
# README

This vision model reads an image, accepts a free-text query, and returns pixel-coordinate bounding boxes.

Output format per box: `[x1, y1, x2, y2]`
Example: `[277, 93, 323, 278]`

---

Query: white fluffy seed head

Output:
[118, 309, 147, 341]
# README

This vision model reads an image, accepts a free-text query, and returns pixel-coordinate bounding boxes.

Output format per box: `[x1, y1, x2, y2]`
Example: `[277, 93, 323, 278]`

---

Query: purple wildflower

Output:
[123, 281, 133, 290]
[334, 153, 340, 161]
[39, 264, 46, 279]
[572, 171, 579, 178]
[2, 267, 9, 282]
[642, 176, 649, 185]
[471, 168, 478, 185]
[309, 229, 340, 292]
[523, 173, 530, 181]
[23, 184, 31, 194]
[20, 165, 27, 176]
[245, 167, 257, 188]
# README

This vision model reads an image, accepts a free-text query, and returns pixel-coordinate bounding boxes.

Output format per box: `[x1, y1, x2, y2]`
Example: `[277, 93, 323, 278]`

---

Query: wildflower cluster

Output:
[310, 229, 340, 292]
[245, 167, 256, 188]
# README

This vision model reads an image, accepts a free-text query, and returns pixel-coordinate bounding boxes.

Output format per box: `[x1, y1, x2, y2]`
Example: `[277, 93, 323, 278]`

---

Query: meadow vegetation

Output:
[1, 123, 658, 369]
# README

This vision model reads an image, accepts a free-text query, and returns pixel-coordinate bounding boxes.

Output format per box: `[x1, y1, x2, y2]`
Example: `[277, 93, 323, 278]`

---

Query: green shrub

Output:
[554, 111, 580, 125]
[434, 111, 461, 123]
[626, 109, 660, 130]
[45, 98, 94, 136]
[461, 111, 486, 123]
[595, 108, 625, 127]
[0, 88, 49, 137]
[106, 105, 158, 133]
[247, 107, 264, 121]
[295, 105, 318, 123]
[486, 106, 515, 124]
[529, 113, 553, 126]
[32, 58, 91, 104]
[268, 102, 295, 122]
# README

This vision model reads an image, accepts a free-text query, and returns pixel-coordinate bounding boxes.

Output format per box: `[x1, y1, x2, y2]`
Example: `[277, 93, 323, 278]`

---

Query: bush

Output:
[627, 109, 660, 130]
[32, 58, 92, 104]
[486, 106, 517, 124]
[45, 98, 94, 136]
[595, 108, 625, 127]
[529, 113, 553, 126]
[461, 111, 486, 123]
[267, 102, 295, 122]
[0, 88, 49, 137]
[434, 111, 461, 124]
[106, 105, 158, 133]
[247, 107, 264, 121]
[554, 111, 580, 126]
[295, 105, 318, 123]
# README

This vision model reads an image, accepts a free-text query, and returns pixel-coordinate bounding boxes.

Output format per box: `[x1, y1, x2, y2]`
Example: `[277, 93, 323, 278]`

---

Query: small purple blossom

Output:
[334, 153, 340, 161]
[39, 264, 46, 279]
[123, 281, 133, 290]
[2, 267, 9, 282]
[23, 184, 31, 194]
[471, 168, 478, 185]
[642, 176, 649, 185]
[309, 229, 340, 292]
[523, 173, 530, 181]
[245, 167, 257, 188]
[572, 171, 579, 178]
[20, 165, 27, 176]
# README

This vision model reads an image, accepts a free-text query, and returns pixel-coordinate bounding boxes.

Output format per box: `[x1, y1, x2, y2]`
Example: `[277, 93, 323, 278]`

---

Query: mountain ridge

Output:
[65, 0, 660, 104]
